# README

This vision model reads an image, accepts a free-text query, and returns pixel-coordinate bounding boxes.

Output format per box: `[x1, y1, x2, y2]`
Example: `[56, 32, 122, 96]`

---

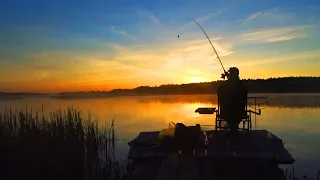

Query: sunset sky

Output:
[1, 0, 320, 92]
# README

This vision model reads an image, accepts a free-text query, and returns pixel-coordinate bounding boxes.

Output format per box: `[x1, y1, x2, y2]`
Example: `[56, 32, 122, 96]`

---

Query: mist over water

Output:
[1, 94, 319, 177]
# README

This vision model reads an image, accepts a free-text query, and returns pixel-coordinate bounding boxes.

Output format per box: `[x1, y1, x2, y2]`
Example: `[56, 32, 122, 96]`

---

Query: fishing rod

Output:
[190, 18, 229, 79]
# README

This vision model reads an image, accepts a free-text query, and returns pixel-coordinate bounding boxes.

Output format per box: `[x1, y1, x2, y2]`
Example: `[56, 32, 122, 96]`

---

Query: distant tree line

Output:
[243, 77, 320, 93]
[109, 77, 320, 95]
[2, 77, 319, 99]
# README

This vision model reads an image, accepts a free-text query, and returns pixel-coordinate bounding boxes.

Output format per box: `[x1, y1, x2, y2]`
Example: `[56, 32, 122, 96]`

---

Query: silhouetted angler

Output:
[217, 67, 248, 133]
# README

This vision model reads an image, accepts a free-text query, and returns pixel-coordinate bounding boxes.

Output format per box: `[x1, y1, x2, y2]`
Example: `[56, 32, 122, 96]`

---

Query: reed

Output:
[284, 167, 320, 180]
[0, 107, 126, 180]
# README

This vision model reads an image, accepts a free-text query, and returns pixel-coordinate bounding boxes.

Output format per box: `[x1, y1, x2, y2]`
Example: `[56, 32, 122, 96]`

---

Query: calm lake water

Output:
[1, 94, 320, 177]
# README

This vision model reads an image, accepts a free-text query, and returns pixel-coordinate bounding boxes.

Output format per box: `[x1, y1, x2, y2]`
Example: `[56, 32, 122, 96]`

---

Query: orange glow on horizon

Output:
[187, 77, 209, 83]
[1, 3, 320, 94]
[1, 48, 320, 93]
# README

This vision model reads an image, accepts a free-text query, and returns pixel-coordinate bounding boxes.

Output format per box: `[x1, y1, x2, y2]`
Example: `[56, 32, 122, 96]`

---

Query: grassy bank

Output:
[0, 107, 126, 180]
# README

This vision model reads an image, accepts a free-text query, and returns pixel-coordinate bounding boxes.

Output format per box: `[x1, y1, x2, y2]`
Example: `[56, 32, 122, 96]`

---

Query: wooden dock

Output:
[126, 129, 294, 180]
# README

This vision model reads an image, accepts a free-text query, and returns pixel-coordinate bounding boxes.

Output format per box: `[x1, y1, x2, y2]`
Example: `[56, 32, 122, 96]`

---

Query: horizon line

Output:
[1, 76, 319, 94]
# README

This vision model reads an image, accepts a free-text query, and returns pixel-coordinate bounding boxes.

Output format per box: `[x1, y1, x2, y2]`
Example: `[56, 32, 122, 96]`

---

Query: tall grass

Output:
[0, 107, 127, 180]
[284, 167, 320, 180]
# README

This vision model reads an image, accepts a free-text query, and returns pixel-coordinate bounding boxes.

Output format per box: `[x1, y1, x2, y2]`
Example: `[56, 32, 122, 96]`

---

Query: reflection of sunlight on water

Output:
[178, 103, 218, 126]
[181, 103, 210, 118]
[186, 114, 201, 118]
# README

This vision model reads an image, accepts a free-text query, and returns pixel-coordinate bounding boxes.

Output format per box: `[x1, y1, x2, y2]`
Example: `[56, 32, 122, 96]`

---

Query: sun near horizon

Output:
[1, 0, 320, 93]
[189, 77, 207, 83]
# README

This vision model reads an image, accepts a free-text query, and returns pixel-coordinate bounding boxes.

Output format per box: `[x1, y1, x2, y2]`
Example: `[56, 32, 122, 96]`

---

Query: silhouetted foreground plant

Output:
[0, 107, 127, 180]
[284, 167, 320, 180]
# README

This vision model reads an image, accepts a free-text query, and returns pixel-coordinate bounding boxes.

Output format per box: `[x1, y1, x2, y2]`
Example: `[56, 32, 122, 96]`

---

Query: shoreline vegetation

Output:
[0, 108, 127, 180]
[1, 77, 320, 99]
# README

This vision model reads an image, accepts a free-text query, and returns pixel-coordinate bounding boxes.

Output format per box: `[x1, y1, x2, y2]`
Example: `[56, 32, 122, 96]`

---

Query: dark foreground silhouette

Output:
[0, 108, 127, 180]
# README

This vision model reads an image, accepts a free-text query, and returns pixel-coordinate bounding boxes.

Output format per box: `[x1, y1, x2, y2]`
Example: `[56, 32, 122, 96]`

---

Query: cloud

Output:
[114, 51, 168, 69]
[245, 12, 264, 21]
[239, 26, 310, 43]
[183, 37, 223, 45]
[109, 26, 136, 39]
[237, 8, 295, 24]
[136, 9, 161, 25]
[178, 10, 226, 32]
[216, 50, 320, 69]
[194, 9, 226, 24]
[0, 38, 174, 88]
[130, 8, 226, 48]
[237, 12, 265, 23]
[175, 36, 234, 58]
[0, 48, 158, 92]
[58, 34, 234, 83]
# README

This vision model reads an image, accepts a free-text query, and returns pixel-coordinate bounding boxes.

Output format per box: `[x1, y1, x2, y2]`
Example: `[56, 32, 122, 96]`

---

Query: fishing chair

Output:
[215, 97, 251, 131]
[194, 99, 262, 131]
[215, 97, 263, 131]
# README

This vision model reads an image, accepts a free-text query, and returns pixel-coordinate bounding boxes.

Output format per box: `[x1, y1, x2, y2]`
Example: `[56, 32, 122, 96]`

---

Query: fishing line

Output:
[248, 101, 269, 108]
[248, 99, 269, 110]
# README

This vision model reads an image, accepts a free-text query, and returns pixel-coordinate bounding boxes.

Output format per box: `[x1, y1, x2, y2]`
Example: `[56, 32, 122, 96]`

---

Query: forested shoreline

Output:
[1, 77, 319, 99]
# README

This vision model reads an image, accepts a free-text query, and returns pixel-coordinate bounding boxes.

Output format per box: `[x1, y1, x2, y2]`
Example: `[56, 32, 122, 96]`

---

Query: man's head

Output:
[228, 67, 239, 79]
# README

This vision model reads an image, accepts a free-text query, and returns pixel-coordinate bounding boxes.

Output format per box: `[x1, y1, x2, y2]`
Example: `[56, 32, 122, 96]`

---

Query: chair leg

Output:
[215, 118, 217, 130]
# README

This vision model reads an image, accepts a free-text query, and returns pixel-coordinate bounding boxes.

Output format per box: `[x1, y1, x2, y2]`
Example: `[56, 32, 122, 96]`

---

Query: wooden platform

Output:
[126, 129, 293, 180]
[128, 130, 294, 165]
[125, 98, 292, 180]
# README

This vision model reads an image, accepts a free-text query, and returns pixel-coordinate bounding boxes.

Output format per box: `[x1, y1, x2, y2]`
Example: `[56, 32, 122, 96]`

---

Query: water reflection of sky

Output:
[0, 94, 319, 177]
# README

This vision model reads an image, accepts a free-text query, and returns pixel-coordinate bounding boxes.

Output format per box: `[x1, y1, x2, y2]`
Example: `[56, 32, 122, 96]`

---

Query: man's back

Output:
[217, 68, 247, 130]
[218, 79, 247, 118]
